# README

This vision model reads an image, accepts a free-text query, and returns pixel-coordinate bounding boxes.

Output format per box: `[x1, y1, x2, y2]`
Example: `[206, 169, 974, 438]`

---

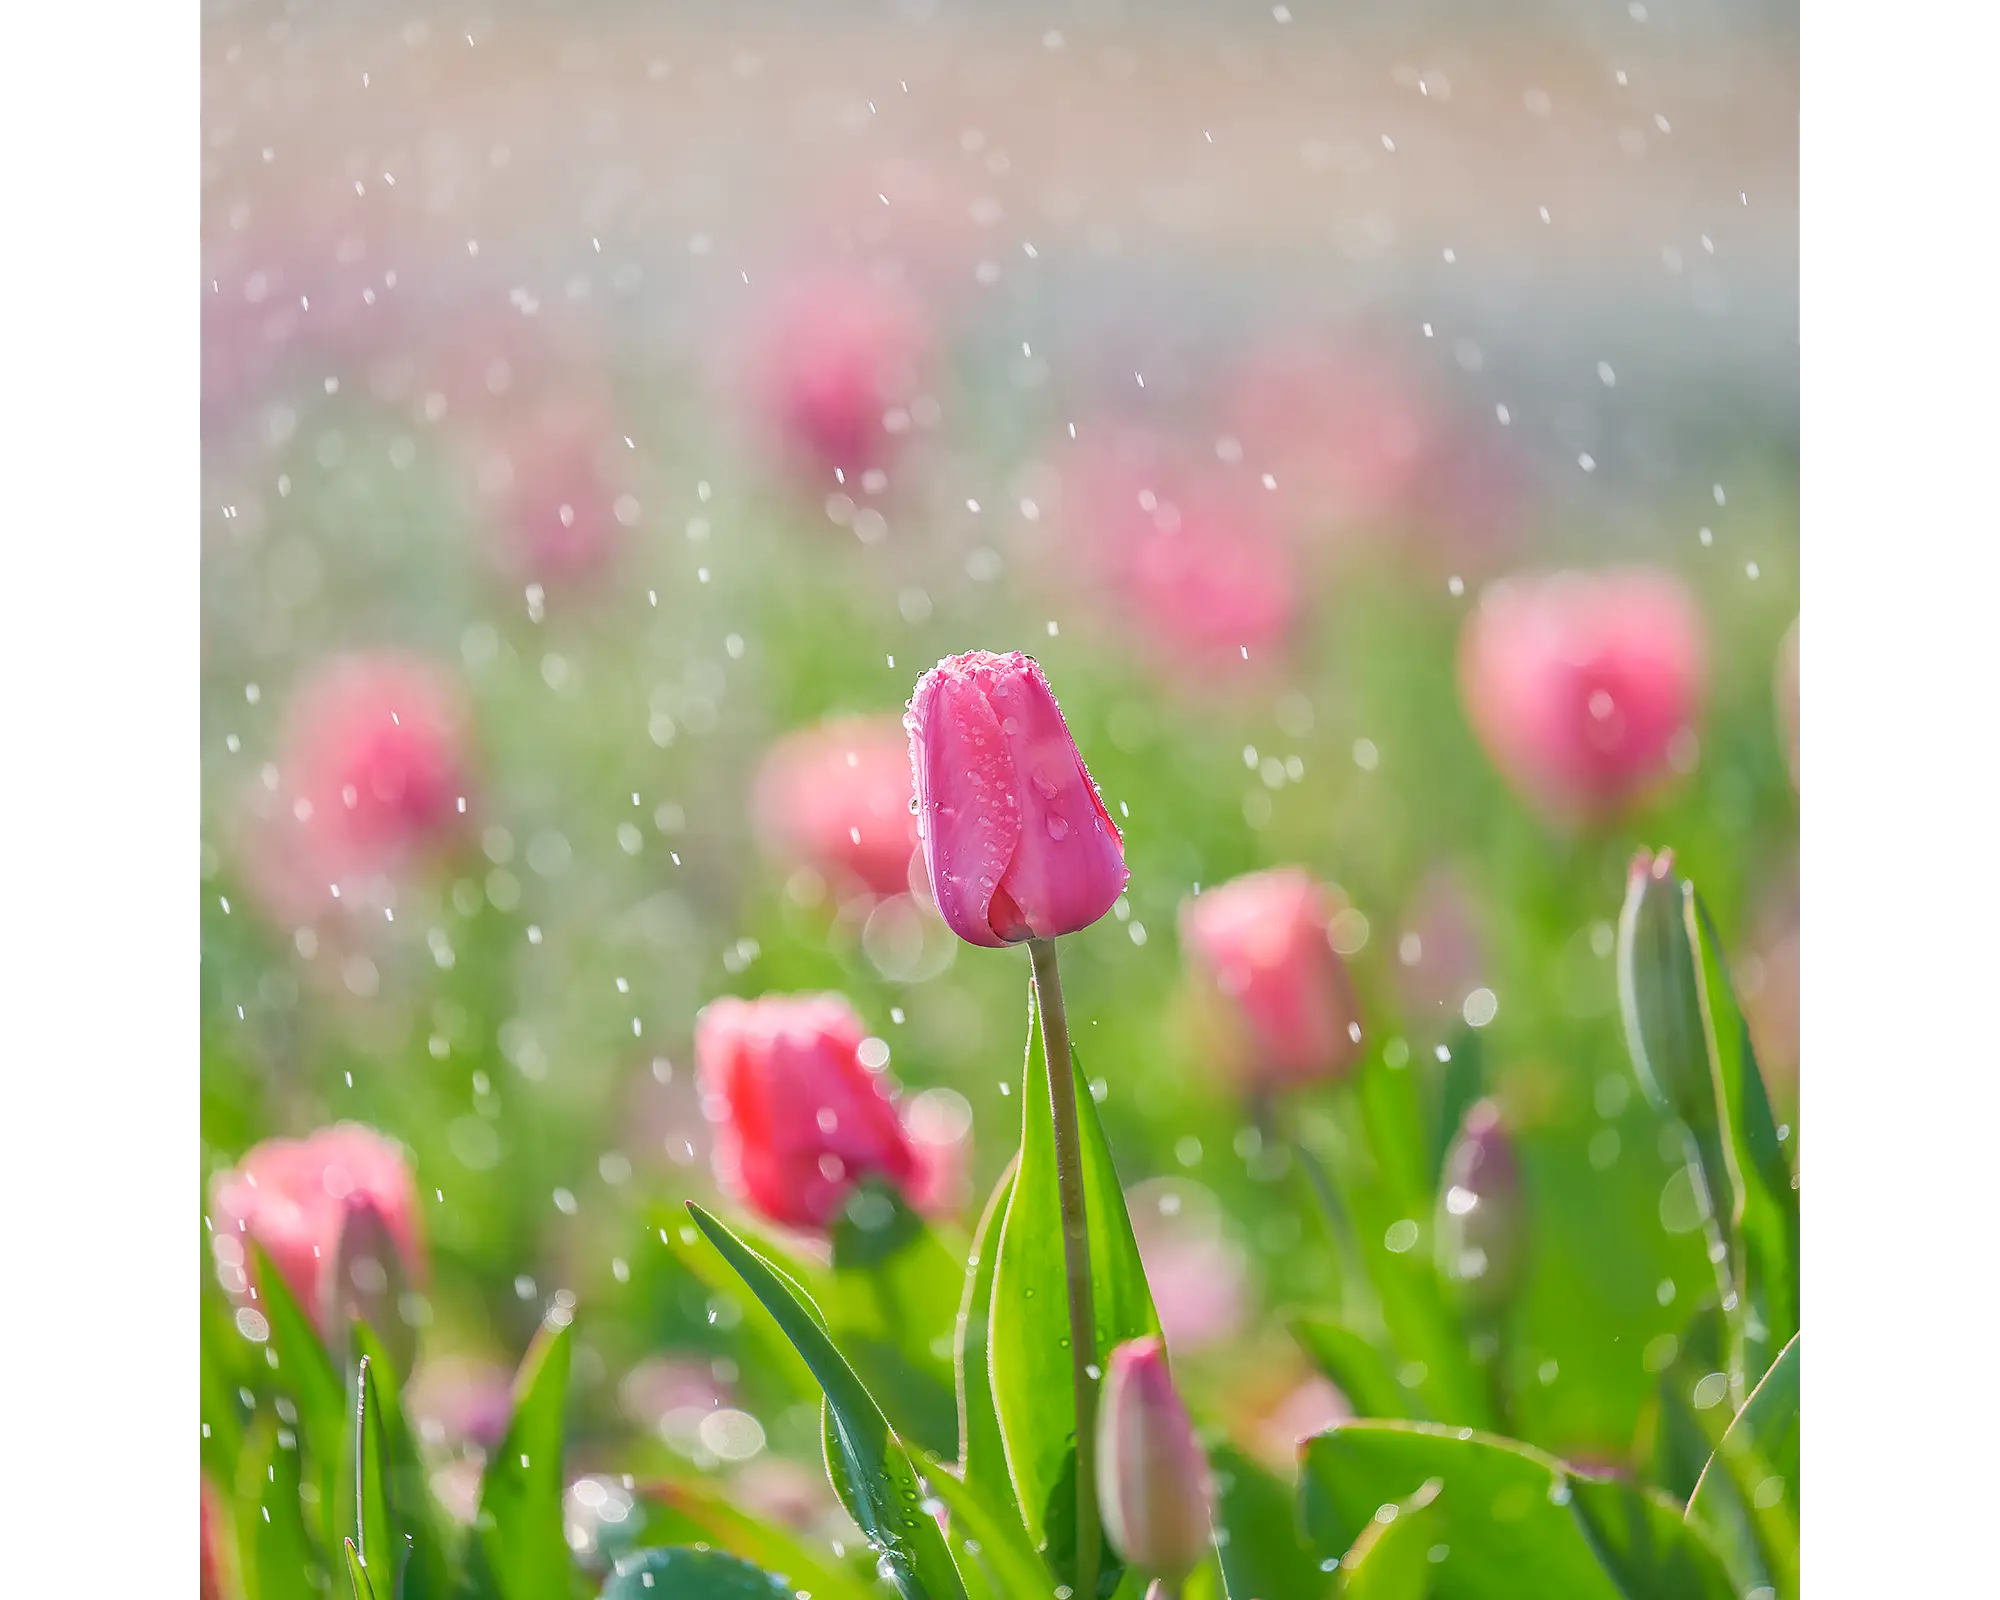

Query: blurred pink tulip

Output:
[209, 1123, 424, 1335]
[754, 273, 930, 480]
[477, 399, 623, 588]
[1179, 868, 1365, 1089]
[906, 651, 1127, 948]
[754, 715, 920, 901]
[246, 653, 470, 925]
[1065, 446, 1296, 677]
[404, 1356, 517, 1453]
[1459, 569, 1706, 820]
[1129, 1184, 1251, 1353]
[1096, 1337, 1214, 1588]
[1242, 1373, 1352, 1474]
[695, 993, 920, 1231]
[902, 1086, 975, 1221]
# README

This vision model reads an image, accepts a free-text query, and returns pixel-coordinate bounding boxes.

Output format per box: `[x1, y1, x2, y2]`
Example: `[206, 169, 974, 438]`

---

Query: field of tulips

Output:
[198, 12, 1801, 1599]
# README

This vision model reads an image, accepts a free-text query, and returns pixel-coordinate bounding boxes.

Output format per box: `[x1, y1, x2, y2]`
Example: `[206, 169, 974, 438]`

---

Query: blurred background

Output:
[201, 0, 1797, 1548]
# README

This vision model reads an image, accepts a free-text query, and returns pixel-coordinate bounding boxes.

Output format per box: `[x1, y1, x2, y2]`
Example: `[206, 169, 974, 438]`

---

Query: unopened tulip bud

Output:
[1178, 868, 1364, 1088]
[209, 1124, 425, 1337]
[1459, 569, 1706, 820]
[695, 993, 920, 1231]
[1435, 1099, 1526, 1312]
[1096, 1337, 1213, 1590]
[905, 651, 1127, 948]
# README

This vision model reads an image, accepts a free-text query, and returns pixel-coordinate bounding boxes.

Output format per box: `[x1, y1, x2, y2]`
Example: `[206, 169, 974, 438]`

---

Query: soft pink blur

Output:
[695, 993, 921, 1231]
[753, 272, 931, 482]
[201, 1478, 226, 1600]
[1394, 868, 1487, 1031]
[472, 393, 625, 589]
[1179, 868, 1365, 1089]
[244, 653, 470, 925]
[754, 715, 920, 901]
[1459, 569, 1707, 821]
[902, 1086, 976, 1221]
[1062, 439, 1296, 679]
[1129, 1183, 1251, 1353]
[1096, 1337, 1213, 1586]
[405, 1356, 517, 1454]
[906, 650, 1128, 948]
[1241, 1372, 1353, 1476]
[1738, 876, 1800, 1125]
[208, 1122, 424, 1332]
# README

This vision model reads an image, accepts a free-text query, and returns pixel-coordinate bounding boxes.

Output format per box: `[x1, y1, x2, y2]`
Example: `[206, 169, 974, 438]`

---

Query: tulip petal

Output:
[911, 664, 1022, 947]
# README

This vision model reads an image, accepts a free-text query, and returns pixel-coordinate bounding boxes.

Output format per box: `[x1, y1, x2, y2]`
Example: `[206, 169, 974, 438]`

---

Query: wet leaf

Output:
[1687, 1333, 1799, 1600]
[469, 1317, 574, 1600]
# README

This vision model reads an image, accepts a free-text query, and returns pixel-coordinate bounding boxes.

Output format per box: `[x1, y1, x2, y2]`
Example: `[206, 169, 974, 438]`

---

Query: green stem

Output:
[1030, 937, 1100, 1600]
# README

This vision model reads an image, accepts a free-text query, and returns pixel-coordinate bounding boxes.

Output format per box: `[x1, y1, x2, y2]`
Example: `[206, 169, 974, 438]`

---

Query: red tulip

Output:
[209, 1123, 424, 1335]
[754, 273, 930, 480]
[1096, 1337, 1213, 1588]
[905, 651, 1127, 948]
[753, 715, 919, 900]
[1459, 569, 1705, 820]
[695, 993, 920, 1231]
[1179, 868, 1364, 1088]
[246, 653, 469, 924]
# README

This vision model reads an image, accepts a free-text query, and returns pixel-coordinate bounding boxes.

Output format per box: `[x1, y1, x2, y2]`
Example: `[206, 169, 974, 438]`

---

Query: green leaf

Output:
[252, 1244, 349, 1538]
[686, 1201, 968, 1600]
[1209, 1444, 1329, 1600]
[1298, 1422, 1618, 1598]
[470, 1317, 574, 1600]
[201, 1275, 250, 1481]
[344, 1537, 377, 1600]
[1565, 1476, 1734, 1599]
[1337, 1477, 1445, 1600]
[988, 984, 1158, 1568]
[352, 1322, 453, 1600]
[921, 1463, 1055, 1600]
[1290, 1315, 1423, 1422]
[956, 1157, 1019, 1514]
[599, 1547, 800, 1598]
[656, 1207, 821, 1402]
[353, 1357, 394, 1587]
[1687, 1334, 1800, 1600]
[234, 1414, 318, 1600]
[634, 1476, 878, 1600]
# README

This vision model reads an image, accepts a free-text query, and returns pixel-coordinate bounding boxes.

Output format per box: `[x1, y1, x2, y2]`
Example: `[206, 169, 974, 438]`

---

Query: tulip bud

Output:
[1096, 1337, 1213, 1589]
[208, 1123, 425, 1336]
[1178, 868, 1364, 1088]
[905, 651, 1128, 948]
[695, 993, 921, 1231]
[1434, 1099, 1526, 1312]
[327, 1193, 414, 1373]
[753, 715, 919, 901]
[1459, 569, 1706, 820]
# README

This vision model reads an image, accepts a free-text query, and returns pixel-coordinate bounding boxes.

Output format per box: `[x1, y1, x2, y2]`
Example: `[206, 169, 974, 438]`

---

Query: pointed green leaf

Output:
[1209, 1444, 1329, 1600]
[344, 1537, 377, 1600]
[1687, 1333, 1800, 1600]
[234, 1414, 318, 1600]
[988, 984, 1158, 1565]
[1566, 1474, 1734, 1600]
[599, 1546, 801, 1598]
[1337, 1478, 1444, 1600]
[251, 1244, 349, 1539]
[956, 1157, 1019, 1513]
[635, 1476, 877, 1600]
[686, 1201, 968, 1600]
[1289, 1315, 1424, 1422]
[921, 1463, 1054, 1600]
[471, 1317, 574, 1600]
[352, 1322, 453, 1600]
[353, 1357, 394, 1583]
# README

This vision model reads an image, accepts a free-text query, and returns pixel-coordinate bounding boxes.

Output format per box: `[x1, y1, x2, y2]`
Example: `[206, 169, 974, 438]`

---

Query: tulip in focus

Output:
[1435, 1099, 1527, 1312]
[754, 715, 920, 901]
[1459, 569, 1706, 821]
[695, 993, 921, 1231]
[245, 653, 469, 925]
[755, 273, 930, 480]
[906, 650, 1128, 948]
[208, 1122, 425, 1338]
[1096, 1337, 1214, 1592]
[1179, 868, 1365, 1088]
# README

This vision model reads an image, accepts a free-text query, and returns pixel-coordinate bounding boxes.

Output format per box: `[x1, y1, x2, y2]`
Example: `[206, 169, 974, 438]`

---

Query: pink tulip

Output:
[208, 1123, 424, 1335]
[1064, 446, 1295, 677]
[1459, 569, 1706, 820]
[695, 994, 920, 1231]
[754, 273, 930, 480]
[753, 715, 920, 901]
[905, 651, 1127, 948]
[1096, 1337, 1213, 1588]
[246, 653, 469, 924]
[1179, 868, 1364, 1088]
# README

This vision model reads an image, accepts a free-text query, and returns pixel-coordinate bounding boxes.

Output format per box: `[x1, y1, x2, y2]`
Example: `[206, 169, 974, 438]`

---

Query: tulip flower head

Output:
[208, 1123, 425, 1337]
[754, 273, 930, 481]
[753, 715, 920, 901]
[1179, 868, 1365, 1089]
[905, 651, 1128, 948]
[1435, 1098, 1526, 1312]
[1460, 569, 1705, 821]
[1096, 1337, 1214, 1589]
[695, 993, 921, 1231]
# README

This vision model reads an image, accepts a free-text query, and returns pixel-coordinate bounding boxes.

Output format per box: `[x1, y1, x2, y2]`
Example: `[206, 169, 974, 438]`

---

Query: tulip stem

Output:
[1030, 936, 1100, 1600]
